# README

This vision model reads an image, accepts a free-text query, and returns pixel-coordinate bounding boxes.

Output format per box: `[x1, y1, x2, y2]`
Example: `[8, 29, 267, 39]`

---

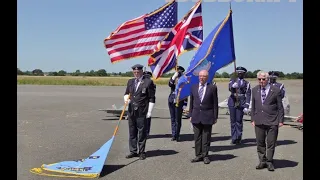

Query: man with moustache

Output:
[251, 71, 284, 171]
[188, 69, 218, 164]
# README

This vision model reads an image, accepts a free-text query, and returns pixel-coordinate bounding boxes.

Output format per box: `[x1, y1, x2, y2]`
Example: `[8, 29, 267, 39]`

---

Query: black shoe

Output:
[191, 157, 203, 163]
[125, 153, 138, 159]
[176, 137, 181, 142]
[171, 137, 176, 141]
[267, 163, 275, 171]
[230, 140, 236, 145]
[256, 162, 267, 169]
[235, 139, 242, 145]
[139, 153, 146, 160]
[203, 157, 211, 164]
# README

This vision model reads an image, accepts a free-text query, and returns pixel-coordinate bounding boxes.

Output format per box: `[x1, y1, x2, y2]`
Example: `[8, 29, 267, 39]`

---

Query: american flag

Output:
[148, 0, 203, 79]
[104, 0, 177, 63]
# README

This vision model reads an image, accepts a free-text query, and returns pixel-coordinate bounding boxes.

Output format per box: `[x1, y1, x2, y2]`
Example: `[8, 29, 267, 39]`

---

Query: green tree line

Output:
[17, 68, 303, 79]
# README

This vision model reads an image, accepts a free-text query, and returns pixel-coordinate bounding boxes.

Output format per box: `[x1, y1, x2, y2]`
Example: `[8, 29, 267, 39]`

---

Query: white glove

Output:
[172, 72, 179, 80]
[146, 102, 155, 118]
[232, 82, 238, 88]
[123, 94, 130, 104]
[243, 108, 248, 113]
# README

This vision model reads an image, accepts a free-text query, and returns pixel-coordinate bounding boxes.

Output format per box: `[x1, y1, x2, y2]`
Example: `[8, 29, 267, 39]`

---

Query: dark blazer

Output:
[251, 85, 284, 126]
[189, 83, 218, 125]
[124, 76, 156, 116]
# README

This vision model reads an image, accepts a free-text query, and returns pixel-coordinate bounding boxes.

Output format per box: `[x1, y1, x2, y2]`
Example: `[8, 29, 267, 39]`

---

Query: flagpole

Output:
[112, 94, 130, 136]
[229, 1, 239, 108]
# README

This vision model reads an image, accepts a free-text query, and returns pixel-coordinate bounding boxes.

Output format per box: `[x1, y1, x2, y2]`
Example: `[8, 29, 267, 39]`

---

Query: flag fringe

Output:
[30, 167, 99, 178]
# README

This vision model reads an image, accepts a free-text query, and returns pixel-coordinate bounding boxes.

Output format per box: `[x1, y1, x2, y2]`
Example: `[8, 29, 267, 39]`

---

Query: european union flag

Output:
[175, 10, 236, 102]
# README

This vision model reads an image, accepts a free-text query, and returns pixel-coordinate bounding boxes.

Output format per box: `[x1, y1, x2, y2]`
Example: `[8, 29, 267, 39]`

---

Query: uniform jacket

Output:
[189, 83, 218, 125]
[270, 82, 285, 99]
[251, 85, 284, 126]
[124, 76, 156, 116]
[228, 78, 251, 108]
[168, 77, 188, 105]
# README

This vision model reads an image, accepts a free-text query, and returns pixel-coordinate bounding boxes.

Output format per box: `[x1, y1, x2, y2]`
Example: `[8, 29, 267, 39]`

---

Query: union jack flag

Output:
[104, 0, 177, 63]
[148, 0, 203, 79]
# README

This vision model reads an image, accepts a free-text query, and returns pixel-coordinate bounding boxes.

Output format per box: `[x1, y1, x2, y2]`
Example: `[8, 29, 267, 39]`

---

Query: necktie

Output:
[198, 85, 204, 101]
[134, 79, 139, 91]
[261, 87, 266, 103]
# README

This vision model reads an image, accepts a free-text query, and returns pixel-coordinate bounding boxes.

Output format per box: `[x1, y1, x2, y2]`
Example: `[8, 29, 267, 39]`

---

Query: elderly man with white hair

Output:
[250, 70, 284, 171]
[123, 64, 156, 160]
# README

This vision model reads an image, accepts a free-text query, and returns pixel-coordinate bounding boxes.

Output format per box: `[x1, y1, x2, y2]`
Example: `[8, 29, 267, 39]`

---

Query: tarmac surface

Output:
[17, 80, 303, 180]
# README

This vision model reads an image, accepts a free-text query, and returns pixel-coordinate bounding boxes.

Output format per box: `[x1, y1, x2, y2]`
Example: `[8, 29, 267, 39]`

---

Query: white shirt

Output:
[135, 76, 143, 91]
[198, 83, 207, 102]
[261, 84, 270, 96]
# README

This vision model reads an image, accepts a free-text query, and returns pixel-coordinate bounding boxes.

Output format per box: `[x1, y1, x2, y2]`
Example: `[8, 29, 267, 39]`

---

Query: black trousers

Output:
[128, 110, 147, 154]
[193, 123, 212, 158]
[255, 124, 279, 163]
[146, 117, 151, 136]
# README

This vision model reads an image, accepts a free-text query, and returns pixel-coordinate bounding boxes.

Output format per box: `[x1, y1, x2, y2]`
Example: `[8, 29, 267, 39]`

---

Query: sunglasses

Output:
[258, 78, 266, 81]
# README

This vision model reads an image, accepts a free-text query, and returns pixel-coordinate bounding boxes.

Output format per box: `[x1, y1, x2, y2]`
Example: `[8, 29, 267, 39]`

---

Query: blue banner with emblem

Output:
[175, 9, 236, 102]
[30, 136, 115, 178]
[30, 98, 130, 178]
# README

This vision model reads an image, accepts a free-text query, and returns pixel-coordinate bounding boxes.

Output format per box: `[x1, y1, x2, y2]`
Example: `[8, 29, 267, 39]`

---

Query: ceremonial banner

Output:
[148, 0, 203, 79]
[104, 0, 177, 63]
[30, 96, 130, 178]
[175, 9, 236, 102]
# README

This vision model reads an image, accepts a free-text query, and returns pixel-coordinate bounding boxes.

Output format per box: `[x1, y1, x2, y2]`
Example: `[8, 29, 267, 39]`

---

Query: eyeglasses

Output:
[258, 78, 266, 81]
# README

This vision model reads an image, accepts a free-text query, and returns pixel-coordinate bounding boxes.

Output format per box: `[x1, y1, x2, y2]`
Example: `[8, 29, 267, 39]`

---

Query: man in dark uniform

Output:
[227, 66, 251, 144]
[123, 64, 156, 160]
[268, 71, 285, 99]
[143, 70, 155, 137]
[168, 66, 187, 142]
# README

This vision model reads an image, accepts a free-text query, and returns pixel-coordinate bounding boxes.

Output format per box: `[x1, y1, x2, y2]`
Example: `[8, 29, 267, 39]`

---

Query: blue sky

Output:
[17, 0, 302, 74]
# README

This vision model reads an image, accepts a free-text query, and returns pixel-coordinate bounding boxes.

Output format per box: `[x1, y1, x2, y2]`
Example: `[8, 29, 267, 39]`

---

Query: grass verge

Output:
[17, 76, 236, 86]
